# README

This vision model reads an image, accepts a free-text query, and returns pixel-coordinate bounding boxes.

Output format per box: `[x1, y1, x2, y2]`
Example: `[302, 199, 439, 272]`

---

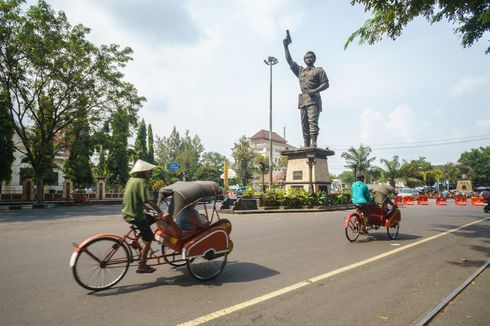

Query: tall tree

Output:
[106, 108, 133, 190]
[0, 1, 144, 203]
[458, 146, 490, 185]
[380, 155, 401, 187]
[155, 127, 205, 181]
[253, 155, 270, 192]
[134, 118, 148, 162]
[175, 131, 204, 181]
[147, 123, 155, 163]
[195, 151, 227, 183]
[96, 145, 107, 178]
[0, 89, 15, 192]
[231, 136, 256, 186]
[440, 162, 461, 185]
[341, 144, 376, 178]
[346, 0, 490, 54]
[155, 126, 180, 170]
[63, 116, 93, 188]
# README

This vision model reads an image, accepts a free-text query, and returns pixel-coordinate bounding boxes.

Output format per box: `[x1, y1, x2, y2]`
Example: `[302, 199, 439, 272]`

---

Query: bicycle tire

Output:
[387, 224, 400, 240]
[187, 250, 228, 281]
[72, 237, 130, 291]
[345, 215, 361, 242]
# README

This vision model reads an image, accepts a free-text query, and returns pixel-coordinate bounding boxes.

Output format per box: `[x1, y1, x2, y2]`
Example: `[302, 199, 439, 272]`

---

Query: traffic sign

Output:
[169, 162, 180, 170]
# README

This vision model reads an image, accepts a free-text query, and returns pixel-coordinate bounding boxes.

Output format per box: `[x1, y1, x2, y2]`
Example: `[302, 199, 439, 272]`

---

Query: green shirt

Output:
[121, 177, 152, 223]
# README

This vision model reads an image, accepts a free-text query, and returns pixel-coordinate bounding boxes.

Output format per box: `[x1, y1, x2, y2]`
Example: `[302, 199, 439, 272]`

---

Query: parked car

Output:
[397, 187, 419, 200]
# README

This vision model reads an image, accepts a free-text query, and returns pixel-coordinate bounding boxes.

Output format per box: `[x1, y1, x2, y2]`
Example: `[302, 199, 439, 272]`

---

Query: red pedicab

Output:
[344, 184, 401, 242]
[70, 181, 233, 291]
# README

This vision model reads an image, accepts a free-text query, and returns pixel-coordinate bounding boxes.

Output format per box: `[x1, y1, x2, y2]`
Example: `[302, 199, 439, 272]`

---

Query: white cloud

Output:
[450, 75, 490, 96]
[358, 104, 431, 144]
[476, 118, 490, 128]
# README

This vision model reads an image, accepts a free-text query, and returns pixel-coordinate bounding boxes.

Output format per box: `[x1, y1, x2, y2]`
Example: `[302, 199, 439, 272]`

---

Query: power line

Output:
[331, 135, 490, 151]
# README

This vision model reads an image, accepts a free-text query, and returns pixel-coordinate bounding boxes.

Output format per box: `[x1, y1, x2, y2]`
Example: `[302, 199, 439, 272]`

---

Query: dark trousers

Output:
[300, 105, 320, 141]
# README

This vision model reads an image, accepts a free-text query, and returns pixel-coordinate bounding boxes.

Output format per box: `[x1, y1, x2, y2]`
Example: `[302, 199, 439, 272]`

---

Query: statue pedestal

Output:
[281, 148, 335, 193]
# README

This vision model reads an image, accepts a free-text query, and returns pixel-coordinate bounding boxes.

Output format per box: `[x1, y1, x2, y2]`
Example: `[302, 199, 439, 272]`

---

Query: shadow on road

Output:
[90, 261, 279, 297]
[0, 205, 119, 223]
[429, 221, 490, 240]
[354, 232, 422, 243]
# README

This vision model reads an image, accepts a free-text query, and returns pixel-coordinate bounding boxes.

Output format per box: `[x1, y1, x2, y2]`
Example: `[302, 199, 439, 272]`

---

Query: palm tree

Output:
[253, 155, 270, 192]
[380, 155, 401, 187]
[419, 170, 431, 186]
[341, 145, 376, 178]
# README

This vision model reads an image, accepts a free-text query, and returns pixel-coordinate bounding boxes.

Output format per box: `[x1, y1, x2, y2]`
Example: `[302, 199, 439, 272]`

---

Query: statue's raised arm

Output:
[283, 30, 294, 66]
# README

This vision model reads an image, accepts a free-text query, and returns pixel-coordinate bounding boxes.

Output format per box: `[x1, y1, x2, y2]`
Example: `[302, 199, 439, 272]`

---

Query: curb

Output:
[220, 204, 354, 215]
[0, 200, 122, 210]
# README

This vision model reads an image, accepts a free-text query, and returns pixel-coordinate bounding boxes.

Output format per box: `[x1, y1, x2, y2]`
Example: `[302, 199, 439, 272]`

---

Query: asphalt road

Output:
[0, 204, 488, 326]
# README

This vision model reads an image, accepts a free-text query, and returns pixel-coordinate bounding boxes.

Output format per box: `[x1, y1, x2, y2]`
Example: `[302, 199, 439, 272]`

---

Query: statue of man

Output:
[283, 36, 329, 148]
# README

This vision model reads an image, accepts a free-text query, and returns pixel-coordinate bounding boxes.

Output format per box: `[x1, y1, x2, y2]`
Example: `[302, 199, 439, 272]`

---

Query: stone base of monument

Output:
[281, 147, 335, 193]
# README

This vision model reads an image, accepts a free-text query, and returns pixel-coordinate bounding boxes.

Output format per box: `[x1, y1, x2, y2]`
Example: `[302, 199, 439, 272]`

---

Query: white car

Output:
[397, 187, 419, 200]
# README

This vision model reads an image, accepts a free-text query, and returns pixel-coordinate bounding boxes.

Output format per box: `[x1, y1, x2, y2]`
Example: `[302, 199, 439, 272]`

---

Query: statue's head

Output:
[304, 51, 316, 66]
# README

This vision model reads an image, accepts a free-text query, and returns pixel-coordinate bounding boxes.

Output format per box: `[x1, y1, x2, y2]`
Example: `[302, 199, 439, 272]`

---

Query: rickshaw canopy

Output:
[370, 184, 395, 195]
[160, 181, 219, 216]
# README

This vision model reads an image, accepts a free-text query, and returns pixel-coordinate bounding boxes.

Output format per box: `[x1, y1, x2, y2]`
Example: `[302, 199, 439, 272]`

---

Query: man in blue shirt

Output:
[351, 174, 373, 234]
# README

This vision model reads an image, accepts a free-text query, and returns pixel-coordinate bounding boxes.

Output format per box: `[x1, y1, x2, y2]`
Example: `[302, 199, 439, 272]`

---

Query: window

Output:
[293, 171, 302, 180]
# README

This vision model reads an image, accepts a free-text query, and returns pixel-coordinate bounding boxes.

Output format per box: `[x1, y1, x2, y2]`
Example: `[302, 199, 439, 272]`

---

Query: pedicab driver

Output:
[351, 174, 374, 234]
[122, 159, 168, 274]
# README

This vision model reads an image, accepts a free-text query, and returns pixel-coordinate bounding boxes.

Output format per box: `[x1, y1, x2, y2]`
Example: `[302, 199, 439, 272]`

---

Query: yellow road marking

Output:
[178, 217, 490, 326]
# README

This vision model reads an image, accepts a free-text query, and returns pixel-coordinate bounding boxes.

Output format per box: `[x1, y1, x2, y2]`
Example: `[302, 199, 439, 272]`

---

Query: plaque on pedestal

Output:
[281, 147, 335, 193]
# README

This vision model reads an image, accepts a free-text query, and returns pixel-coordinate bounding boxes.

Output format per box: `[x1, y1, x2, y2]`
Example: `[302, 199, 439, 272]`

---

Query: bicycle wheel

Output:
[162, 244, 186, 267]
[72, 237, 130, 291]
[345, 215, 361, 242]
[387, 224, 400, 240]
[187, 250, 228, 281]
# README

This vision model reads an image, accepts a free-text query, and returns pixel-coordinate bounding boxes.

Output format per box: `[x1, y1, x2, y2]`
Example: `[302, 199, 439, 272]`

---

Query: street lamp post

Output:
[264, 56, 278, 191]
[306, 153, 316, 193]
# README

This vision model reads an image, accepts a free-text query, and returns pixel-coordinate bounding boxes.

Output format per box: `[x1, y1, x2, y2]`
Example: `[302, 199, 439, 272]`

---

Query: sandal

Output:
[136, 265, 157, 274]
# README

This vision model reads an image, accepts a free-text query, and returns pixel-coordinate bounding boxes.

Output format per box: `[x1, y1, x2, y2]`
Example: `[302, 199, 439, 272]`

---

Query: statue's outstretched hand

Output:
[283, 38, 291, 47]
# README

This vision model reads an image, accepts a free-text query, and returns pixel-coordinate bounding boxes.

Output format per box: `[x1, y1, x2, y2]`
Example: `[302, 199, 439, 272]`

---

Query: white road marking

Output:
[177, 217, 490, 326]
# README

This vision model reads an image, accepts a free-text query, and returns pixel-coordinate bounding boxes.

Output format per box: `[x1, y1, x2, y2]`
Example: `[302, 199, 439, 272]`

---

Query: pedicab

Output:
[344, 184, 401, 242]
[70, 181, 233, 291]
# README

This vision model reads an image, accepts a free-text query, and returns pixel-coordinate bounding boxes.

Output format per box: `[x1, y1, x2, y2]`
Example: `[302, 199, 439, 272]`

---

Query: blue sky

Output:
[34, 0, 489, 174]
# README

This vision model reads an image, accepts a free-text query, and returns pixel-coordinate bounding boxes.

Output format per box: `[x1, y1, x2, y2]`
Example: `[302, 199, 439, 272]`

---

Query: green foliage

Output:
[253, 155, 270, 191]
[259, 188, 350, 207]
[64, 116, 94, 188]
[346, 0, 490, 54]
[147, 124, 155, 163]
[231, 136, 256, 186]
[439, 162, 461, 183]
[96, 146, 107, 177]
[337, 170, 355, 185]
[458, 146, 490, 185]
[0, 0, 144, 202]
[106, 108, 132, 189]
[341, 144, 376, 177]
[400, 157, 432, 185]
[243, 186, 258, 197]
[380, 155, 401, 187]
[260, 189, 282, 206]
[148, 166, 167, 187]
[336, 193, 352, 205]
[0, 89, 14, 186]
[134, 118, 148, 162]
[155, 126, 205, 181]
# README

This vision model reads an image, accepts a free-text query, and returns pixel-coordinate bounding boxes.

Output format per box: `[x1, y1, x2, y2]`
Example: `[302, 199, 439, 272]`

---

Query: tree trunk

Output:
[36, 177, 44, 205]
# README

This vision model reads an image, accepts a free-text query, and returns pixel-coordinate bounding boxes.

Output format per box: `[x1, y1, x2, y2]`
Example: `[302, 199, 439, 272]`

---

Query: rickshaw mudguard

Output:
[182, 226, 229, 259]
[70, 233, 123, 267]
[385, 208, 401, 227]
[344, 212, 360, 228]
[72, 233, 123, 253]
